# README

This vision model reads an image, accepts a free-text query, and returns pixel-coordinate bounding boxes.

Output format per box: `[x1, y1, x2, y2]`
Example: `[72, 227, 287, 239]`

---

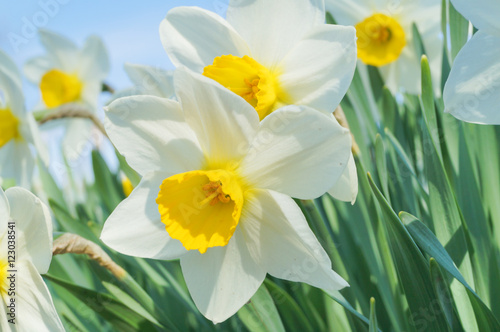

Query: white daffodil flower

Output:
[0, 187, 64, 331]
[161, 0, 359, 203]
[24, 29, 110, 157]
[443, 0, 500, 124]
[326, 0, 443, 94]
[101, 68, 351, 323]
[0, 51, 48, 188]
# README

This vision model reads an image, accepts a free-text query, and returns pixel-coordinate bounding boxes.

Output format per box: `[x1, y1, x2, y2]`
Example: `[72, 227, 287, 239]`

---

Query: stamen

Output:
[201, 181, 232, 206]
[199, 191, 221, 207]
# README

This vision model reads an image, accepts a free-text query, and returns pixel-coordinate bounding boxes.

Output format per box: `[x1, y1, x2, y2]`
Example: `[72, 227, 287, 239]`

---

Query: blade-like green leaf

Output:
[45, 274, 159, 332]
[448, 0, 470, 61]
[401, 213, 500, 331]
[92, 149, 123, 213]
[367, 173, 450, 331]
[429, 258, 465, 332]
[238, 283, 285, 332]
[369, 298, 378, 332]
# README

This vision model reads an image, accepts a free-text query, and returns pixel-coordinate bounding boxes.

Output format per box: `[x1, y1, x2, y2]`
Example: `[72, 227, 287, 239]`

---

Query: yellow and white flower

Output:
[0, 187, 64, 331]
[24, 29, 110, 156]
[161, 0, 359, 203]
[101, 68, 351, 323]
[0, 51, 48, 187]
[161, 0, 356, 117]
[443, 0, 500, 124]
[326, 0, 443, 94]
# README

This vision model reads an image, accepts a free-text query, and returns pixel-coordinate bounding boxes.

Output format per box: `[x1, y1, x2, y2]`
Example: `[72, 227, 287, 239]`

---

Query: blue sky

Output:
[1, 0, 228, 108]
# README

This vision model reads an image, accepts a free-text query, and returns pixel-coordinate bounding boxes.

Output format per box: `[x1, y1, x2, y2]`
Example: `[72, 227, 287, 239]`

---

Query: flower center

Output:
[203, 55, 278, 120]
[355, 13, 406, 67]
[40, 69, 83, 108]
[0, 108, 21, 148]
[156, 169, 244, 254]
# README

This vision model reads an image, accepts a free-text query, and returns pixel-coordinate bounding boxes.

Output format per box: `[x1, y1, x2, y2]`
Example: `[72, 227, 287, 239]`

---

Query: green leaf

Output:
[401, 213, 500, 332]
[49, 199, 100, 243]
[325, 290, 380, 331]
[238, 284, 285, 332]
[429, 258, 465, 332]
[92, 149, 123, 213]
[325, 11, 337, 24]
[102, 281, 164, 329]
[367, 173, 450, 331]
[369, 298, 378, 332]
[412, 23, 427, 59]
[420, 55, 442, 157]
[45, 274, 159, 332]
[116, 149, 141, 187]
[419, 56, 475, 287]
[448, 0, 470, 61]
[375, 134, 390, 202]
[264, 280, 314, 332]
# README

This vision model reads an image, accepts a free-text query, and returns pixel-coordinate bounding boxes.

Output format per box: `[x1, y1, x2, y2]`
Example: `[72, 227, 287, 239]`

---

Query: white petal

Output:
[451, 0, 500, 34]
[77, 35, 110, 82]
[161, 6, 250, 72]
[101, 172, 187, 260]
[80, 80, 102, 109]
[38, 29, 79, 71]
[0, 50, 22, 87]
[444, 31, 500, 124]
[124, 63, 175, 98]
[180, 227, 266, 324]
[174, 68, 259, 166]
[278, 24, 357, 113]
[5, 187, 53, 274]
[105, 95, 204, 176]
[23, 56, 54, 84]
[226, 0, 325, 68]
[239, 106, 351, 199]
[62, 119, 93, 163]
[16, 261, 65, 331]
[325, 0, 373, 25]
[0, 66, 25, 118]
[391, 1, 443, 95]
[23, 116, 49, 166]
[328, 152, 358, 204]
[378, 31, 428, 94]
[0, 187, 9, 236]
[0, 141, 34, 188]
[0, 308, 10, 331]
[240, 189, 349, 291]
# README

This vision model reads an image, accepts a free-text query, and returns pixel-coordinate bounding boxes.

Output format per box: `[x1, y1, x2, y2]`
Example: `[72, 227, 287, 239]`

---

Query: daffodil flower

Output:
[161, 0, 359, 203]
[443, 0, 500, 124]
[24, 29, 110, 156]
[326, 0, 443, 94]
[101, 68, 351, 323]
[0, 51, 48, 187]
[0, 187, 64, 331]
